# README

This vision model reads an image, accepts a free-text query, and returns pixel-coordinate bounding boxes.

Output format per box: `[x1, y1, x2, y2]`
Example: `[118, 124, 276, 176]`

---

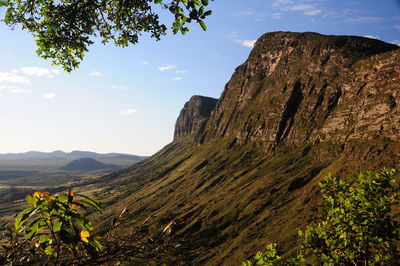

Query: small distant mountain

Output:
[60, 158, 118, 171]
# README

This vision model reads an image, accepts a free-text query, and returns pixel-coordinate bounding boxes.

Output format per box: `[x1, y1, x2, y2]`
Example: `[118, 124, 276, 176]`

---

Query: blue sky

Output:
[0, 0, 399, 156]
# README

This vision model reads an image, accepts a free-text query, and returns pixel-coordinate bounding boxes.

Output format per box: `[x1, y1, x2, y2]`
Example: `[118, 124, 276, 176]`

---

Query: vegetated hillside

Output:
[92, 32, 400, 265]
[60, 158, 117, 171]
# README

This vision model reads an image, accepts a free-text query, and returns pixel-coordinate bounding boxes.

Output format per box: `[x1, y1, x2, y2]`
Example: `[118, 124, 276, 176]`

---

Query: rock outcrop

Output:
[197, 32, 399, 151]
[173, 95, 218, 142]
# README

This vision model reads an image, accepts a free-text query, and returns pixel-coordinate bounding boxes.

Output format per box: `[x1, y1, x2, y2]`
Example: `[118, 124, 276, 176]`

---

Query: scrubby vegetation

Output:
[1, 168, 400, 265]
[0, 189, 188, 265]
[244, 169, 400, 265]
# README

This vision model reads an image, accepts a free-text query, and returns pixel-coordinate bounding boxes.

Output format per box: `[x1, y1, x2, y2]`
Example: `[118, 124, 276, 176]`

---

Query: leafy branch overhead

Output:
[0, 0, 214, 71]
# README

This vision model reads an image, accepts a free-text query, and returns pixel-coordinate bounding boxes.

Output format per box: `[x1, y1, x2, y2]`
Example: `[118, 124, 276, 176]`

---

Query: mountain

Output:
[60, 158, 117, 171]
[0, 150, 145, 160]
[91, 32, 399, 265]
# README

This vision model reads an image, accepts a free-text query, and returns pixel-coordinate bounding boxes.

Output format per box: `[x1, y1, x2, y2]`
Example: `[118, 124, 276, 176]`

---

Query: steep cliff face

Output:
[198, 32, 399, 151]
[173, 95, 218, 142]
[95, 32, 400, 265]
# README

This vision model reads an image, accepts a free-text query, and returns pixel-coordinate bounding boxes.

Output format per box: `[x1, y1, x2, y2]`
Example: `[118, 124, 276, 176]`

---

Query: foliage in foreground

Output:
[244, 168, 400, 265]
[0, 0, 214, 71]
[1, 189, 102, 265]
[0, 189, 187, 265]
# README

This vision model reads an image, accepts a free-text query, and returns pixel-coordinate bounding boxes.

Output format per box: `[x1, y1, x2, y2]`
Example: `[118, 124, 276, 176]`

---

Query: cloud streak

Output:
[120, 108, 137, 115]
[272, 0, 322, 17]
[238, 40, 257, 48]
[12, 66, 60, 78]
[364, 35, 379, 39]
[89, 71, 103, 76]
[112, 85, 128, 90]
[0, 72, 31, 83]
[44, 93, 56, 99]
[0, 85, 30, 93]
[347, 16, 381, 23]
[157, 65, 176, 71]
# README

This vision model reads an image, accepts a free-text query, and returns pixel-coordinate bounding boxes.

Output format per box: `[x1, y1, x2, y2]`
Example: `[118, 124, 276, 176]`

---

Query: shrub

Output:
[5, 189, 102, 265]
[243, 168, 400, 265]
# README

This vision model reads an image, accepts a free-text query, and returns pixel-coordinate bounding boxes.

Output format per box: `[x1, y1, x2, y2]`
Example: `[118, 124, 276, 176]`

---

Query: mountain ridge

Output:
[0, 150, 145, 161]
[91, 32, 400, 265]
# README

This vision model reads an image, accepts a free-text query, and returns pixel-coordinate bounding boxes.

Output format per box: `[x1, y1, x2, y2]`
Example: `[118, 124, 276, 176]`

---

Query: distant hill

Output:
[0, 150, 146, 161]
[60, 158, 118, 171]
[0, 150, 147, 170]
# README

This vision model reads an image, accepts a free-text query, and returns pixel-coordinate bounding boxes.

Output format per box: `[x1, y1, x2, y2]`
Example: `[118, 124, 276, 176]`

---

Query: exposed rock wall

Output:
[192, 32, 399, 152]
[173, 95, 218, 143]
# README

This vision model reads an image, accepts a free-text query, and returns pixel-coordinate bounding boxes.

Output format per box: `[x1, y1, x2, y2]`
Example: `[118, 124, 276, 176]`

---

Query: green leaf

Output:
[57, 193, 68, 203]
[90, 239, 102, 250]
[26, 194, 37, 207]
[75, 217, 93, 231]
[201, 0, 209, 6]
[203, 10, 212, 17]
[39, 234, 50, 243]
[199, 20, 207, 31]
[53, 220, 62, 232]
[45, 245, 56, 256]
[154, 0, 162, 3]
[298, 229, 303, 236]
[15, 207, 34, 231]
[76, 194, 101, 211]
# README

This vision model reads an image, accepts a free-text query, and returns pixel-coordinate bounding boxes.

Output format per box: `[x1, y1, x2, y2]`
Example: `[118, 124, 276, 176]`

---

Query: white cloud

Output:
[233, 9, 255, 16]
[348, 16, 381, 23]
[141, 61, 149, 65]
[239, 40, 257, 48]
[10, 88, 30, 93]
[391, 40, 400, 46]
[12, 66, 60, 78]
[0, 85, 20, 90]
[120, 108, 137, 115]
[89, 71, 103, 77]
[112, 85, 128, 90]
[172, 77, 183, 81]
[364, 35, 379, 39]
[0, 85, 30, 94]
[304, 9, 321, 16]
[394, 24, 400, 31]
[271, 12, 283, 19]
[290, 4, 313, 11]
[44, 93, 56, 99]
[0, 72, 31, 83]
[0, 85, 30, 93]
[157, 65, 176, 71]
[175, 70, 187, 74]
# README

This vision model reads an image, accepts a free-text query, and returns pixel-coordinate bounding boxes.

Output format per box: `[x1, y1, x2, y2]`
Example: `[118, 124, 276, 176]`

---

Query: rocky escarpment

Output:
[196, 32, 399, 152]
[173, 95, 218, 142]
[93, 32, 400, 265]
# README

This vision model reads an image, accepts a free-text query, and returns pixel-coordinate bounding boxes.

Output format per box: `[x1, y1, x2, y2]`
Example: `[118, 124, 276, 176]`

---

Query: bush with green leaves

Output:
[12, 189, 102, 264]
[243, 168, 400, 265]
